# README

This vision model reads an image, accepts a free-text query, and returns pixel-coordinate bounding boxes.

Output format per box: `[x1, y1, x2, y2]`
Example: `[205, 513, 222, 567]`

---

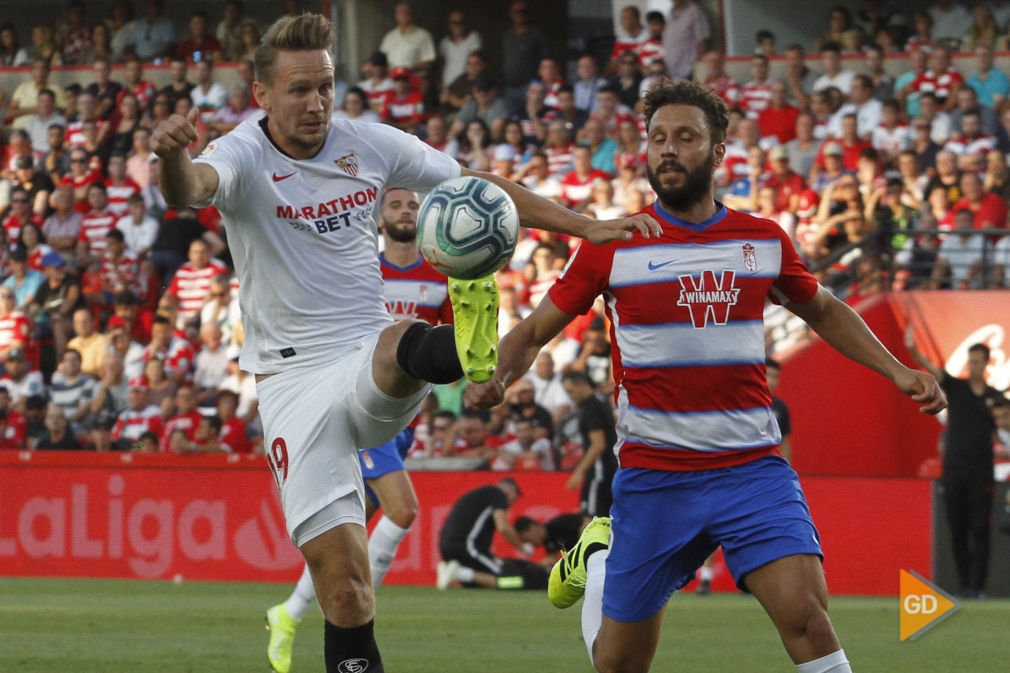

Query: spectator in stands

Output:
[494, 416, 553, 471]
[700, 50, 740, 108]
[507, 376, 553, 439]
[58, 1, 91, 65]
[449, 78, 506, 144]
[161, 385, 201, 451]
[905, 11, 935, 52]
[193, 321, 228, 405]
[15, 24, 62, 67]
[104, 154, 140, 218]
[968, 45, 1009, 110]
[67, 308, 107, 379]
[582, 118, 616, 176]
[502, 1, 548, 116]
[0, 23, 20, 66]
[115, 194, 158, 260]
[35, 406, 82, 450]
[812, 5, 852, 53]
[62, 147, 102, 213]
[177, 11, 222, 64]
[872, 100, 911, 162]
[866, 176, 919, 250]
[16, 221, 52, 273]
[190, 59, 228, 123]
[4, 185, 42, 246]
[609, 50, 642, 110]
[4, 247, 43, 309]
[216, 389, 249, 454]
[930, 0, 973, 42]
[215, 1, 246, 61]
[781, 44, 816, 110]
[814, 43, 854, 97]
[927, 148, 962, 201]
[950, 86, 997, 138]
[914, 46, 964, 112]
[88, 413, 117, 451]
[983, 147, 1010, 201]
[382, 67, 426, 134]
[158, 57, 194, 110]
[230, 21, 261, 63]
[332, 87, 380, 124]
[112, 376, 163, 448]
[1, 351, 44, 408]
[439, 9, 481, 92]
[76, 183, 116, 267]
[106, 0, 135, 61]
[514, 151, 562, 201]
[953, 170, 1007, 232]
[124, 127, 153, 189]
[560, 145, 609, 212]
[126, 0, 176, 62]
[39, 123, 70, 184]
[165, 239, 227, 329]
[85, 59, 122, 121]
[140, 355, 173, 413]
[740, 53, 773, 120]
[441, 49, 486, 114]
[863, 44, 894, 102]
[758, 80, 800, 144]
[379, 1, 436, 75]
[452, 119, 491, 171]
[782, 113, 820, 181]
[610, 5, 649, 67]
[357, 51, 394, 115]
[454, 414, 500, 460]
[208, 84, 255, 136]
[962, 4, 998, 51]
[572, 55, 606, 115]
[828, 75, 883, 140]
[24, 89, 66, 155]
[49, 348, 95, 431]
[97, 228, 138, 304]
[41, 187, 79, 261]
[934, 208, 988, 288]
[661, 0, 710, 81]
[84, 21, 113, 65]
[8, 59, 66, 129]
[32, 251, 79, 362]
[107, 321, 144, 380]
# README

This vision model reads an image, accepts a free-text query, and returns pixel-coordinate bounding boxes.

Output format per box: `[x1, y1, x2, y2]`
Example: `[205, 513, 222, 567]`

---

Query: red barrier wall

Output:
[0, 452, 931, 595]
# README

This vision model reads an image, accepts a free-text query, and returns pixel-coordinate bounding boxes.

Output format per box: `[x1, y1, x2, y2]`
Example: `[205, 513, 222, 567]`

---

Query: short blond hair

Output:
[254, 13, 336, 84]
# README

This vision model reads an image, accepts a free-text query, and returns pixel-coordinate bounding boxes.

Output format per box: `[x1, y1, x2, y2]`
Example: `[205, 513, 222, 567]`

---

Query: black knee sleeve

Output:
[395, 322, 463, 384]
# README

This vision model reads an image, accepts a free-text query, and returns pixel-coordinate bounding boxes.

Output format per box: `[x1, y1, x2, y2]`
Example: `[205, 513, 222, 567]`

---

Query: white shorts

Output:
[256, 334, 430, 547]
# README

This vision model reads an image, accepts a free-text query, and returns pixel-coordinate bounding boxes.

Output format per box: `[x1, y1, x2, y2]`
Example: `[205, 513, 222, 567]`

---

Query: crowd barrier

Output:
[0, 451, 931, 595]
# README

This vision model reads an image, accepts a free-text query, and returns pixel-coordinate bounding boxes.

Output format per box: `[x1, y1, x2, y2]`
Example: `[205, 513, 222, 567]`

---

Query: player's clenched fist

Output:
[151, 108, 200, 157]
[463, 378, 505, 410]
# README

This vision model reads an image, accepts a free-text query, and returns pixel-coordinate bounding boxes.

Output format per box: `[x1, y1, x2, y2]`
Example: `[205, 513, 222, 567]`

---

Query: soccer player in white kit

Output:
[151, 14, 660, 673]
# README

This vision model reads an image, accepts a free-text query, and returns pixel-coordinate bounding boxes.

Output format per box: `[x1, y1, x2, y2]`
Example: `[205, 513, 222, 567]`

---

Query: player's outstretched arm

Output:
[460, 167, 662, 244]
[903, 325, 945, 381]
[787, 286, 947, 414]
[464, 297, 574, 410]
[151, 108, 220, 208]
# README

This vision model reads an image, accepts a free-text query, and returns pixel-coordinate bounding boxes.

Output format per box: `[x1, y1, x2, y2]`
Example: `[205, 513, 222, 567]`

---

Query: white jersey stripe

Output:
[616, 319, 765, 368]
[617, 403, 781, 452]
[609, 239, 783, 288]
[382, 278, 449, 308]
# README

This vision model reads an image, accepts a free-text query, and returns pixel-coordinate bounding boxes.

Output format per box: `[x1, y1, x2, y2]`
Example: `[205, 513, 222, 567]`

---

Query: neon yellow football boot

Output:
[548, 516, 612, 609]
[265, 603, 298, 673]
[448, 274, 499, 383]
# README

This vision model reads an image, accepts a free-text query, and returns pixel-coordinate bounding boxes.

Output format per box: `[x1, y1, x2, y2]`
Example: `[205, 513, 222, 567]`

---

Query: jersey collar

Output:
[652, 200, 728, 232]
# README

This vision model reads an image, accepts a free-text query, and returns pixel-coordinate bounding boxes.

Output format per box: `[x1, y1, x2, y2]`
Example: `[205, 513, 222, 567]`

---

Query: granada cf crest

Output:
[742, 243, 757, 272]
[334, 152, 359, 176]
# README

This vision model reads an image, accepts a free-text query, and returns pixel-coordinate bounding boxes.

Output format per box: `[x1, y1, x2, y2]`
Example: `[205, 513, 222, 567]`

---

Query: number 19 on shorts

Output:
[266, 437, 289, 489]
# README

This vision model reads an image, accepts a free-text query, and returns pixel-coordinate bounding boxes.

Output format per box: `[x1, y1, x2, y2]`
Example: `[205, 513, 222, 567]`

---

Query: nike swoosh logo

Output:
[272, 171, 296, 182]
[648, 260, 675, 271]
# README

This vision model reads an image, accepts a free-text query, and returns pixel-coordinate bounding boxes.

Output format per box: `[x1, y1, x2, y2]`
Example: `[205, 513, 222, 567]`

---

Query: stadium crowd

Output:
[0, 0, 1006, 462]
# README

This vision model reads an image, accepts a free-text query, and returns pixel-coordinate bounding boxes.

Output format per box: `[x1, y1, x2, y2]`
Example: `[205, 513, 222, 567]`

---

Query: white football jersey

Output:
[195, 116, 460, 374]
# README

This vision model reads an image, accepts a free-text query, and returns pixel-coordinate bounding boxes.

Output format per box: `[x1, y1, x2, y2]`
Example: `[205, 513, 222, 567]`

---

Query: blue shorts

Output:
[358, 428, 413, 506]
[602, 456, 822, 623]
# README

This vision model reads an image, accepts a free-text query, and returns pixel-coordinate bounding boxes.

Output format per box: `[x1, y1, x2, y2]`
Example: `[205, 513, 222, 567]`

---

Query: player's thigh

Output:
[593, 611, 666, 673]
[604, 468, 716, 623]
[348, 330, 431, 448]
[257, 362, 365, 542]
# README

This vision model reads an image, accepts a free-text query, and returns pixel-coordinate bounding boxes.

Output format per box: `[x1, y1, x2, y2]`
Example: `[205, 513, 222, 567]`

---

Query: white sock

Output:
[285, 564, 317, 622]
[797, 649, 851, 673]
[581, 547, 609, 664]
[368, 516, 410, 588]
[699, 565, 714, 582]
[456, 565, 475, 583]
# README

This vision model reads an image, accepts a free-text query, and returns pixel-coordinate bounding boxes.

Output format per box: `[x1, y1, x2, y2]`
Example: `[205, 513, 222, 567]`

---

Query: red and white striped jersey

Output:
[0, 311, 32, 352]
[112, 405, 163, 443]
[105, 178, 141, 217]
[101, 253, 139, 294]
[547, 202, 819, 471]
[379, 253, 451, 326]
[943, 134, 996, 156]
[78, 209, 117, 258]
[144, 336, 196, 381]
[637, 39, 664, 66]
[910, 67, 964, 102]
[740, 80, 773, 118]
[167, 261, 230, 324]
[610, 31, 650, 63]
[545, 144, 574, 179]
[703, 74, 741, 108]
[3, 213, 43, 246]
[560, 169, 610, 209]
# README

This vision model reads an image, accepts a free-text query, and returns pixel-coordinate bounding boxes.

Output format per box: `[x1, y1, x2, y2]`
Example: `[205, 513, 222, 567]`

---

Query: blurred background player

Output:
[263, 188, 451, 673]
[560, 369, 617, 523]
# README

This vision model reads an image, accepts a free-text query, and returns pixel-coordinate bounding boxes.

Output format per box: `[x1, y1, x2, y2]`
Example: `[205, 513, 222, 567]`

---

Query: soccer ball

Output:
[417, 176, 520, 279]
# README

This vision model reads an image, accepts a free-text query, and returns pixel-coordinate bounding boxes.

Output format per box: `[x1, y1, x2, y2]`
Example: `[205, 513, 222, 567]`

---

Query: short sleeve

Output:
[192, 133, 257, 211]
[547, 242, 613, 317]
[768, 229, 818, 306]
[382, 126, 461, 192]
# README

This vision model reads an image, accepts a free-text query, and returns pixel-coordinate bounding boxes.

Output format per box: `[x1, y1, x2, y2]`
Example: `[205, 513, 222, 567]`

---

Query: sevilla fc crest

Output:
[742, 243, 757, 272]
[334, 152, 359, 176]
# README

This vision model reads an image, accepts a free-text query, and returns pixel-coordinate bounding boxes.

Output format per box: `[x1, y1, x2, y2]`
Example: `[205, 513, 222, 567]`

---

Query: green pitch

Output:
[1, 578, 1006, 672]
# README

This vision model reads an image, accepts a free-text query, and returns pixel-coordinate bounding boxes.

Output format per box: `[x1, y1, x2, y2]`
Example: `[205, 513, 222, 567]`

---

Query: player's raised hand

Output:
[894, 366, 947, 414]
[587, 212, 663, 245]
[151, 107, 200, 158]
[463, 378, 505, 410]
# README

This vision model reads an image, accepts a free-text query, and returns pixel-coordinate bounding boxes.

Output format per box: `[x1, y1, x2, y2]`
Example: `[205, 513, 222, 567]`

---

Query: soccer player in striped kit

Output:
[466, 80, 948, 673]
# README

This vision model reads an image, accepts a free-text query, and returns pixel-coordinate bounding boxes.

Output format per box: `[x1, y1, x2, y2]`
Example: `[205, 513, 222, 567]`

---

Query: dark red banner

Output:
[0, 453, 930, 595]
